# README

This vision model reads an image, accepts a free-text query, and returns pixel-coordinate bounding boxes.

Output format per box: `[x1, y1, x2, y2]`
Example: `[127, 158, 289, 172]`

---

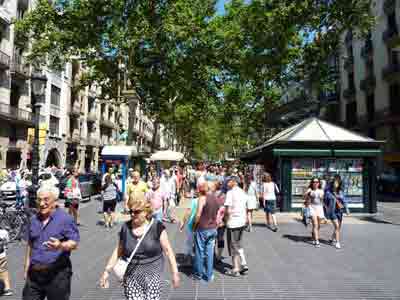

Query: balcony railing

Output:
[383, 27, 400, 48]
[382, 63, 400, 82]
[10, 53, 29, 79]
[87, 136, 99, 146]
[71, 130, 80, 143]
[69, 101, 80, 117]
[87, 110, 97, 122]
[360, 75, 376, 93]
[50, 104, 61, 117]
[0, 103, 33, 124]
[0, 50, 10, 70]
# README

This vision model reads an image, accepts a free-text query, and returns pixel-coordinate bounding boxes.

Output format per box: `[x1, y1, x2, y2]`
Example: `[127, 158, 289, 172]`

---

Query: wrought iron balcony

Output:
[383, 27, 400, 48]
[0, 50, 10, 70]
[360, 75, 376, 93]
[71, 130, 80, 143]
[10, 53, 29, 79]
[343, 86, 356, 99]
[0, 103, 33, 125]
[50, 104, 61, 117]
[361, 40, 373, 60]
[382, 63, 400, 82]
[69, 101, 80, 117]
[87, 110, 97, 122]
[384, 0, 396, 15]
[343, 56, 354, 72]
[86, 136, 99, 147]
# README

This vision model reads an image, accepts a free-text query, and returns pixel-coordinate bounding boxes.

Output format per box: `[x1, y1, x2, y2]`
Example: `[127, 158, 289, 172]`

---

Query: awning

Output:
[101, 145, 138, 158]
[150, 150, 184, 161]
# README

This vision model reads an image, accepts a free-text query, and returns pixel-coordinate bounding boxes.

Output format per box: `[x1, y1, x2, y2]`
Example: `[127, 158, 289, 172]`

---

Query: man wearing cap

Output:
[224, 176, 249, 277]
[23, 184, 80, 300]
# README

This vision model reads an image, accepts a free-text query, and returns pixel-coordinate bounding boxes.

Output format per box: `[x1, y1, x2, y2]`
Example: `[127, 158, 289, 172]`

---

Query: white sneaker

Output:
[315, 241, 320, 248]
[335, 242, 341, 249]
[312, 240, 316, 245]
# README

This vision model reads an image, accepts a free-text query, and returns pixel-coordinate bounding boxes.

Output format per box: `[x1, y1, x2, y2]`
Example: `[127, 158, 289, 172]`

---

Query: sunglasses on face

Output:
[313, 181, 319, 183]
[129, 209, 144, 215]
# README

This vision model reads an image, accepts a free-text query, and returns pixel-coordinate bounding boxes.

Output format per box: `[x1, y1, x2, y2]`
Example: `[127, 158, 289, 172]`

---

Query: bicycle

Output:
[0, 202, 21, 242]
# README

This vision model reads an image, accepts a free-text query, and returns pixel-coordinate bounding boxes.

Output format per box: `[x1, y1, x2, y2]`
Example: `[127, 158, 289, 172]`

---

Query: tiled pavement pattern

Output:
[6, 199, 400, 300]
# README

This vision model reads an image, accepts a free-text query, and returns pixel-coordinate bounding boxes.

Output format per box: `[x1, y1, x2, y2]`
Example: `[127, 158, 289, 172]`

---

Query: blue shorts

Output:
[327, 209, 343, 222]
[152, 209, 163, 222]
[264, 200, 276, 214]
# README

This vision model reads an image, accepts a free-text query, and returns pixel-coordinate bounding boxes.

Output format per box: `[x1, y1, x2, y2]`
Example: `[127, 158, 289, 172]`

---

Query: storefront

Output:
[242, 118, 383, 213]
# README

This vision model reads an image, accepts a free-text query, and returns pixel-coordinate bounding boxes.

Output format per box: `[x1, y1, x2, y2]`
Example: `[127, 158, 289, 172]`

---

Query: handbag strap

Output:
[126, 218, 154, 265]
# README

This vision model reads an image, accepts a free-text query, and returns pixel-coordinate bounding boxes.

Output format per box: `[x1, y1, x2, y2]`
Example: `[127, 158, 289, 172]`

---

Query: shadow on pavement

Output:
[175, 253, 232, 277]
[356, 216, 396, 225]
[282, 234, 331, 246]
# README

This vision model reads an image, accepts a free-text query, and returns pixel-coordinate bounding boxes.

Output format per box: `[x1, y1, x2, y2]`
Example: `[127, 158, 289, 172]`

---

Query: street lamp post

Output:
[28, 72, 47, 208]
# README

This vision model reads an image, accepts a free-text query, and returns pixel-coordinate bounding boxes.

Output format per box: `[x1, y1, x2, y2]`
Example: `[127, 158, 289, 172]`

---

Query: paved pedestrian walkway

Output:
[6, 200, 400, 300]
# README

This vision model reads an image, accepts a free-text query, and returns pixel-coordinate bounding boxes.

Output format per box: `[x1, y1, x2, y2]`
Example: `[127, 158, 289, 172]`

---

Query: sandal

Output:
[225, 269, 240, 277]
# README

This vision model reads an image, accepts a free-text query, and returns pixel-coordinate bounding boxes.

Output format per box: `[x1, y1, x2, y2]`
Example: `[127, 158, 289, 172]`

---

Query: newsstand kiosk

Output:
[241, 118, 384, 213]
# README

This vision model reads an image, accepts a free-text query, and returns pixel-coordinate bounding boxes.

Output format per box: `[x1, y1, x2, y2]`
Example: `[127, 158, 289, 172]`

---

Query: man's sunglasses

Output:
[129, 209, 144, 215]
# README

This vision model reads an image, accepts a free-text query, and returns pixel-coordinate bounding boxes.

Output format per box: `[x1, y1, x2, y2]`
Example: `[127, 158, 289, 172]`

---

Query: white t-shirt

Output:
[308, 188, 324, 205]
[263, 182, 279, 201]
[225, 186, 248, 228]
[0, 229, 9, 259]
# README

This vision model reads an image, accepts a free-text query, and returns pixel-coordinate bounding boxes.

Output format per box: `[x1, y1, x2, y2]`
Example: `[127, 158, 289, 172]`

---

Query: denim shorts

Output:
[264, 200, 276, 214]
[152, 209, 163, 222]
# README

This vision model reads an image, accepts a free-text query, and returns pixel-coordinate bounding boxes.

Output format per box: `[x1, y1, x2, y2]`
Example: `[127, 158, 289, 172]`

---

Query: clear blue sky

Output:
[216, 0, 227, 15]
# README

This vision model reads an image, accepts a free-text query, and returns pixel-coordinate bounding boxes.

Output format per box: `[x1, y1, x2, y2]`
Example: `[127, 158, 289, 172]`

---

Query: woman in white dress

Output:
[246, 175, 258, 232]
[304, 178, 325, 248]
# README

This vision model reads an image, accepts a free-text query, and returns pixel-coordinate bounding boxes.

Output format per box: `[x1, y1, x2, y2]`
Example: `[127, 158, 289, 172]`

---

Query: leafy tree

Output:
[15, 0, 374, 159]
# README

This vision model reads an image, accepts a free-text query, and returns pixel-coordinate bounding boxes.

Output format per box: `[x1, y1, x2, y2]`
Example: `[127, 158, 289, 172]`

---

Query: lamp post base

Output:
[27, 184, 38, 209]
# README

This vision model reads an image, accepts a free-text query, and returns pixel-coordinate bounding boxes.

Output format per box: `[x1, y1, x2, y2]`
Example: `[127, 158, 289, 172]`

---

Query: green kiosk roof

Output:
[242, 118, 384, 161]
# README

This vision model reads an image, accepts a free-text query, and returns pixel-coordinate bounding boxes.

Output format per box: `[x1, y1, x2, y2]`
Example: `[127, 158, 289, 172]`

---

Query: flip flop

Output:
[225, 270, 240, 277]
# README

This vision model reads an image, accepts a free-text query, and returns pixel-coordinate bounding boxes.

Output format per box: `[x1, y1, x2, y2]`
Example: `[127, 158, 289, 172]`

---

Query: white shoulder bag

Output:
[113, 218, 154, 281]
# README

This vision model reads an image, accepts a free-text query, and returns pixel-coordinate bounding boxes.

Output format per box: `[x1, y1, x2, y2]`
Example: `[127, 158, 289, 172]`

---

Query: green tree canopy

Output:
[15, 0, 374, 159]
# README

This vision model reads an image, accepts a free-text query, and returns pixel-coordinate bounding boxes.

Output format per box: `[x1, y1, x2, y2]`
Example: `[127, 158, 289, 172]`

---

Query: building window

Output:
[51, 85, 61, 106]
[389, 84, 400, 114]
[346, 101, 358, 127]
[50, 116, 59, 136]
[366, 94, 375, 122]
[348, 73, 355, 90]
[88, 97, 95, 112]
[388, 12, 398, 33]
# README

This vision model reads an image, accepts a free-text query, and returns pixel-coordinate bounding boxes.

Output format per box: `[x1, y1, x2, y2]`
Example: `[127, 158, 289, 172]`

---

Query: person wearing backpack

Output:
[102, 174, 120, 229]
[261, 173, 279, 232]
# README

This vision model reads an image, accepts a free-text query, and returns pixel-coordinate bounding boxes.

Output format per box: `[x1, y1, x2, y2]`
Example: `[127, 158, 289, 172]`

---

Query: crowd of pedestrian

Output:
[0, 159, 353, 300]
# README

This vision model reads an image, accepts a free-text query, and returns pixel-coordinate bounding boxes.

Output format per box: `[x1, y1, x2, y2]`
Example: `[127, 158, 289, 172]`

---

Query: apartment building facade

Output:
[265, 54, 340, 140]
[0, 0, 34, 170]
[339, 0, 400, 171]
